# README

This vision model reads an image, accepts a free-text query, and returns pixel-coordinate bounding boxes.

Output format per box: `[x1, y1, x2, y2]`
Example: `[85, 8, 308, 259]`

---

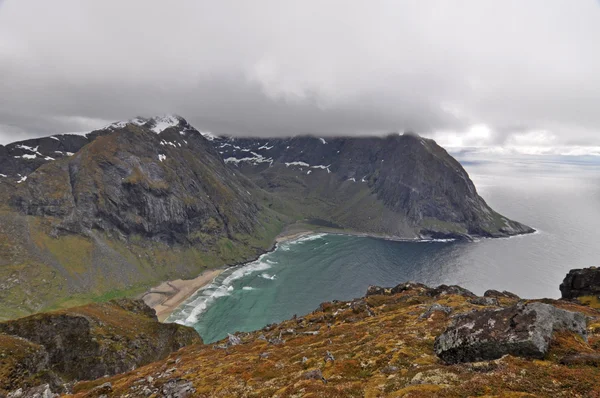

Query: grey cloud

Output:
[0, 0, 599, 148]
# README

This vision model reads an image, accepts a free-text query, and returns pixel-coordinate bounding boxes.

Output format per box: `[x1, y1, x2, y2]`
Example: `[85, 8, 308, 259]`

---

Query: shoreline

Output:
[141, 268, 224, 322]
[145, 223, 535, 322]
[143, 229, 315, 322]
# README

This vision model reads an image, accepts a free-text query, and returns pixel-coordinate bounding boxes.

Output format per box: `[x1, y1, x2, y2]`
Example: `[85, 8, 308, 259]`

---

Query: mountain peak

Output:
[100, 114, 190, 134]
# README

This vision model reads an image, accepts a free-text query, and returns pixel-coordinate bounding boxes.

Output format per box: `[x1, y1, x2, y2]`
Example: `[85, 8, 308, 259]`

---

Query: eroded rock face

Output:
[11, 124, 259, 245]
[434, 302, 587, 364]
[0, 299, 200, 390]
[560, 267, 600, 299]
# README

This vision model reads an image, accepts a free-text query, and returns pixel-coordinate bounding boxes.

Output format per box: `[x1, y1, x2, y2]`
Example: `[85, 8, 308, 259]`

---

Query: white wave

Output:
[278, 243, 291, 251]
[175, 256, 275, 325]
[260, 273, 277, 280]
[424, 238, 456, 243]
[292, 233, 328, 244]
[242, 286, 255, 290]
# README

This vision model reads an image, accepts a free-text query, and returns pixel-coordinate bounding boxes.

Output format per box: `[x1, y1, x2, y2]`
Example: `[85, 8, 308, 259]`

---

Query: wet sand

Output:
[141, 269, 224, 322]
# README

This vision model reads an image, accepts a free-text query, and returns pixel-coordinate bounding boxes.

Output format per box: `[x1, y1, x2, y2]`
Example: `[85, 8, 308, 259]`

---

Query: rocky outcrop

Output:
[0, 334, 54, 394]
[0, 299, 200, 395]
[434, 302, 587, 364]
[560, 267, 600, 299]
[483, 289, 520, 299]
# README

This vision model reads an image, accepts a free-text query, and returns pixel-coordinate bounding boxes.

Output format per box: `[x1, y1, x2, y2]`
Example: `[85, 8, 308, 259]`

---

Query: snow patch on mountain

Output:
[311, 164, 331, 173]
[199, 131, 218, 141]
[224, 152, 273, 166]
[285, 161, 310, 167]
[149, 115, 181, 133]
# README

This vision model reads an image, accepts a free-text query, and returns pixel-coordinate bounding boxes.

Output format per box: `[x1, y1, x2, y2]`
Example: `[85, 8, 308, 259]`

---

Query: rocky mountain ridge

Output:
[213, 133, 533, 238]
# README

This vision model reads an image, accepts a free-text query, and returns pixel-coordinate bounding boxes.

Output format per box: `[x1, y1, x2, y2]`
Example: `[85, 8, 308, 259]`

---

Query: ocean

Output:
[168, 154, 600, 343]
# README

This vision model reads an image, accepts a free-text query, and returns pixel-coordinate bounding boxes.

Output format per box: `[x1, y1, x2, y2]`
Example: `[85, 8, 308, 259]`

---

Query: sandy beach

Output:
[141, 269, 224, 322]
[142, 225, 344, 323]
[143, 229, 316, 322]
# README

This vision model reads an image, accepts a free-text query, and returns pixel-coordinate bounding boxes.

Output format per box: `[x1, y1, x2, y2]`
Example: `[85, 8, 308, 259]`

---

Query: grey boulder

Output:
[434, 302, 587, 364]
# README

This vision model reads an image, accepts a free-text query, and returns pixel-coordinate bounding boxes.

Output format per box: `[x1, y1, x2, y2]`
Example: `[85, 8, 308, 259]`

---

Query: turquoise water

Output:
[168, 157, 600, 343]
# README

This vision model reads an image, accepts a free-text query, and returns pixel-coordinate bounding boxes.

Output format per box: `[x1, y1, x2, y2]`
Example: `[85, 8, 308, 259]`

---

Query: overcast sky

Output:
[0, 1, 599, 154]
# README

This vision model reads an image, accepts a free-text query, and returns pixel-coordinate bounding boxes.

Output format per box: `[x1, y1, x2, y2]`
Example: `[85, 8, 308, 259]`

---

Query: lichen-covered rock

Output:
[560, 352, 600, 366]
[419, 303, 453, 319]
[560, 267, 600, 299]
[366, 282, 434, 297]
[0, 299, 200, 391]
[434, 302, 587, 364]
[484, 289, 520, 299]
[469, 296, 499, 306]
[7, 384, 58, 398]
[430, 284, 477, 298]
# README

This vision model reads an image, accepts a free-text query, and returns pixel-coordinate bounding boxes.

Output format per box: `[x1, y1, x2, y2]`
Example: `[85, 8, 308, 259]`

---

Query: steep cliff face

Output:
[0, 299, 200, 395]
[215, 133, 533, 238]
[11, 123, 260, 244]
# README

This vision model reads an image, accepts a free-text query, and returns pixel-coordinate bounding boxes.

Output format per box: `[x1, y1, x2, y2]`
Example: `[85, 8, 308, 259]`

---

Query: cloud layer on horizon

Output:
[1, 0, 599, 153]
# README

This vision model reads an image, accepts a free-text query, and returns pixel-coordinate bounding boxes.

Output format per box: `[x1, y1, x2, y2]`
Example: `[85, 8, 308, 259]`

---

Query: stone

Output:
[410, 369, 458, 385]
[560, 267, 600, 299]
[366, 282, 432, 297]
[469, 297, 499, 306]
[430, 285, 477, 298]
[419, 303, 453, 319]
[8, 384, 58, 398]
[484, 290, 520, 299]
[560, 353, 600, 366]
[324, 351, 335, 362]
[381, 365, 399, 374]
[160, 379, 195, 398]
[434, 302, 587, 364]
[90, 382, 112, 395]
[228, 333, 241, 346]
[390, 282, 432, 295]
[303, 369, 326, 383]
[366, 285, 389, 296]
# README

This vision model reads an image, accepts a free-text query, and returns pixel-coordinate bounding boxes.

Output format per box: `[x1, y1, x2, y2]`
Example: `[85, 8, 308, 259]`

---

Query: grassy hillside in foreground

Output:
[68, 285, 600, 398]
